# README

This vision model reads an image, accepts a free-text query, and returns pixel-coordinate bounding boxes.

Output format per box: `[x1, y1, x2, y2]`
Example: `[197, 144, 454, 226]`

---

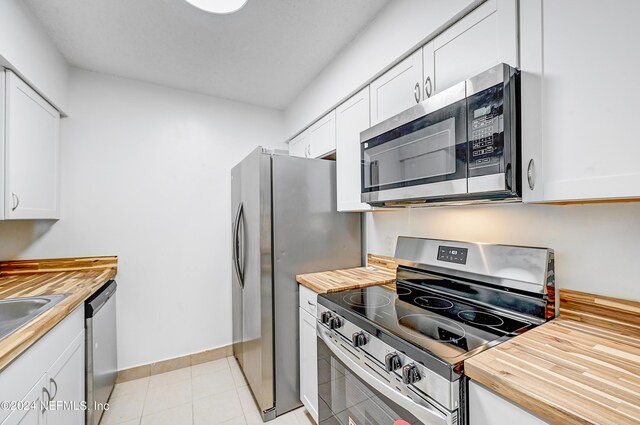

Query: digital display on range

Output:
[437, 246, 468, 264]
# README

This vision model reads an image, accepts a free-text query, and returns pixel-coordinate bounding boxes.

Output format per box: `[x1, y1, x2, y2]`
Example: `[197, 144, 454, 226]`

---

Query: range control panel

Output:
[437, 246, 468, 264]
[468, 83, 505, 176]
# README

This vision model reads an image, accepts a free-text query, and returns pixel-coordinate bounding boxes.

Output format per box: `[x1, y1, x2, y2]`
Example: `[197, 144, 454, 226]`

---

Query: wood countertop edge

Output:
[296, 267, 396, 294]
[0, 259, 117, 372]
[297, 275, 396, 294]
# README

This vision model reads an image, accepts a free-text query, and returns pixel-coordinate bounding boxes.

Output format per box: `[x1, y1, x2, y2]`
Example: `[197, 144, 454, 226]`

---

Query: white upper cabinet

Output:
[370, 49, 423, 126]
[521, 0, 640, 203]
[3, 70, 60, 219]
[288, 130, 310, 158]
[288, 111, 336, 159]
[336, 87, 372, 212]
[308, 110, 336, 159]
[429, 0, 518, 95]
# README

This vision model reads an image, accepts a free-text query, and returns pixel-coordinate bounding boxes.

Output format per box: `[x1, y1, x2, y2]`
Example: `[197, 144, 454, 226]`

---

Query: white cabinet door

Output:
[422, 42, 435, 101]
[309, 110, 336, 159]
[46, 332, 85, 425]
[298, 285, 318, 423]
[336, 87, 372, 212]
[0, 308, 84, 425]
[2, 375, 47, 425]
[4, 70, 60, 219]
[289, 130, 310, 158]
[469, 381, 550, 425]
[299, 309, 318, 423]
[429, 0, 518, 95]
[370, 49, 423, 125]
[522, 0, 640, 203]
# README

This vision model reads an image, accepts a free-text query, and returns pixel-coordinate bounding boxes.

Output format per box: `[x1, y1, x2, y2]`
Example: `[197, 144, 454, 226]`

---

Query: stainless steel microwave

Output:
[361, 63, 520, 206]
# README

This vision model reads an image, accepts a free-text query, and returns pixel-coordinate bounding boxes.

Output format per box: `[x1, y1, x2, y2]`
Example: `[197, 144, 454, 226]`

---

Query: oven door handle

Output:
[317, 326, 453, 425]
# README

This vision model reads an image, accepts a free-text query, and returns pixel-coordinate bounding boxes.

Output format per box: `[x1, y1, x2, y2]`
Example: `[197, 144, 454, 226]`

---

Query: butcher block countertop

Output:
[0, 256, 117, 371]
[296, 254, 397, 293]
[465, 289, 640, 425]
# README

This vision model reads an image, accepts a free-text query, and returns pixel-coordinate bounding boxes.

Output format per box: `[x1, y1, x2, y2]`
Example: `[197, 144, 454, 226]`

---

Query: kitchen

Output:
[0, 0, 638, 425]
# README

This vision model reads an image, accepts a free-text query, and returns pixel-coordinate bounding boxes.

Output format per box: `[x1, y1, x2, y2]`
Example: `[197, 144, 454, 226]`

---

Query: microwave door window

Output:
[363, 118, 457, 191]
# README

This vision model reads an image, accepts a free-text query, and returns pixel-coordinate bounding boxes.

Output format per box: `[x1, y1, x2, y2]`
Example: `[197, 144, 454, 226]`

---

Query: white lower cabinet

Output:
[0, 307, 85, 425]
[3, 376, 47, 425]
[298, 285, 318, 423]
[468, 381, 550, 425]
[45, 332, 85, 425]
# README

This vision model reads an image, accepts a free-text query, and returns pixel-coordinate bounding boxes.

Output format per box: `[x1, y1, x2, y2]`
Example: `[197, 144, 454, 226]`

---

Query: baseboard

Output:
[116, 344, 233, 383]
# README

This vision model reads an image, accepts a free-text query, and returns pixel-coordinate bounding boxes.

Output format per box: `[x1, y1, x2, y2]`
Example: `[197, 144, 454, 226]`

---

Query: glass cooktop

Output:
[321, 281, 533, 365]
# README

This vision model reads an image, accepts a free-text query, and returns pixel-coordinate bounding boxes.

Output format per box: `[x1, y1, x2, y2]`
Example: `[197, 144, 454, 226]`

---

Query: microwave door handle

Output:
[317, 326, 452, 425]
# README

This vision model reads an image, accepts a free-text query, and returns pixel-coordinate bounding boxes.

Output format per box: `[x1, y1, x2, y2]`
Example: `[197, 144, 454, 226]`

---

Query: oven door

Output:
[361, 82, 468, 205]
[317, 326, 459, 425]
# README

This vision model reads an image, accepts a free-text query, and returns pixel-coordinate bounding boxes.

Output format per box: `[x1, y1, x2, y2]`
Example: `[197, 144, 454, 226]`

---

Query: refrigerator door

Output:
[232, 148, 275, 418]
[231, 162, 243, 369]
[271, 155, 361, 416]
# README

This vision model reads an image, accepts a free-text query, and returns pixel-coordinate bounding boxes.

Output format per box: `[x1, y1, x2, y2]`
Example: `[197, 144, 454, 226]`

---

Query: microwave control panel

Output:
[468, 84, 505, 176]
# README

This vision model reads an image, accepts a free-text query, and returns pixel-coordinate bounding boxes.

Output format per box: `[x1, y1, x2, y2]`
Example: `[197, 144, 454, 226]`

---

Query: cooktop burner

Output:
[342, 292, 391, 308]
[394, 285, 412, 296]
[414, 296, 454, 310]
[398, 314, 467, 344]
[321, 281, 533, 364]
[458, 310, 504, 327]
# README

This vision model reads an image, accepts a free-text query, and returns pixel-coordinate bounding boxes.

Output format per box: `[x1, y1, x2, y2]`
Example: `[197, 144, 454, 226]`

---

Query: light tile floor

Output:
[102, 356, 315, 425]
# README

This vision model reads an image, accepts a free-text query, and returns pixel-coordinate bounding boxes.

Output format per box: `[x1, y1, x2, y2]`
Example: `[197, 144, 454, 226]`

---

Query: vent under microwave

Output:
[360, 63, 520, 207]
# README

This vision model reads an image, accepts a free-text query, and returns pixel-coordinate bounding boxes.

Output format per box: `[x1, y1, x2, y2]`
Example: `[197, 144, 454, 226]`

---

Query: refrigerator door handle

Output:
[233, 202, 244, 288]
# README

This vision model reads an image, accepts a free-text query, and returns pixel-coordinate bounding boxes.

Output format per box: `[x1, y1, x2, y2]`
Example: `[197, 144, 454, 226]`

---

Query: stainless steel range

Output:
[316, 237, 556, 425]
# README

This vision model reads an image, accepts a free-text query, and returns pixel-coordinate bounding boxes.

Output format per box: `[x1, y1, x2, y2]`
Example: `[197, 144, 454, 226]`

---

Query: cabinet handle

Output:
[11, 193, 19, 211]
[425, 76, 433, 98]
[307, 300, 316, 307]
[527, 159, 536, 190]
[414, 82, 421, 103]
[42, 387, 51, 413]
[49, 377, 58, 400]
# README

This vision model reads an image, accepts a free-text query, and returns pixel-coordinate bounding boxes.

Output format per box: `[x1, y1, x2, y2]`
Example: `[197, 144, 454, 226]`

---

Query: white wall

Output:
[366, 202, 640, 301]
[283, 0, 476, 139]
[0, 0, 69, 113]
[0, 68, 285, 369]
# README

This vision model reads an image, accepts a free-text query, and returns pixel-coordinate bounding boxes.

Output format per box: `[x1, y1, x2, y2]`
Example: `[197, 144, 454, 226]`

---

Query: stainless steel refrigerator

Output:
[231, 147, 361, 421]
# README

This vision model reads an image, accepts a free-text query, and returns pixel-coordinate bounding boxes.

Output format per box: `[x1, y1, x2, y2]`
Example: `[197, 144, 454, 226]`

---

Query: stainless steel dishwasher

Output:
[85, 280, 117, 425]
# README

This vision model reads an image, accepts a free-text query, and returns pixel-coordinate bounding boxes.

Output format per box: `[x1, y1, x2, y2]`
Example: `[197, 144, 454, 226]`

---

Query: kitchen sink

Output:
[0, 294, 68, 341]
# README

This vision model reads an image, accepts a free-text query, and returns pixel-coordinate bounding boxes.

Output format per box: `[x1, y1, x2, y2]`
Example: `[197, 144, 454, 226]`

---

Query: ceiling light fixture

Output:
[183, 0, 248, 14]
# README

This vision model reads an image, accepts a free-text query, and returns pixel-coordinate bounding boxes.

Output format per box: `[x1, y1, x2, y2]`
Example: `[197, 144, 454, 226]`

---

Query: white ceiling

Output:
[23, 0, 390, 109]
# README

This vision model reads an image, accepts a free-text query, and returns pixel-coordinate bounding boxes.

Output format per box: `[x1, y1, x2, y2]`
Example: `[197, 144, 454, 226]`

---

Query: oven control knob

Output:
[320, 311, 332, 325]
[328, 315, 343, 330]
[384, 353, 402, 372]
[402, 364, 421, 385]
[351, 331, 369, 348]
